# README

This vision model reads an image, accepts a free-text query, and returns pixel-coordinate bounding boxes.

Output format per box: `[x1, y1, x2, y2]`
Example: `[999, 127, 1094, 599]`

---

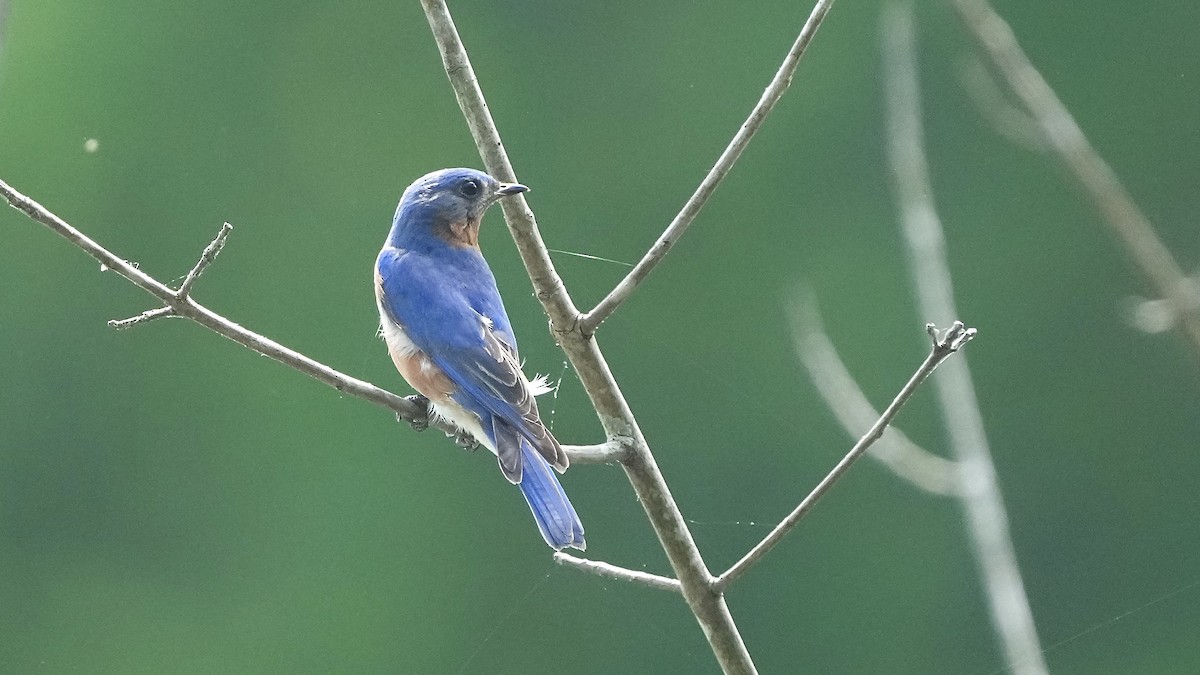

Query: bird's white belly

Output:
[376, 301, 497, 457]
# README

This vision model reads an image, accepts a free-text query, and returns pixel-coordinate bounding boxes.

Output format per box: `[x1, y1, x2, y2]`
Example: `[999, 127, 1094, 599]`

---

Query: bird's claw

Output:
[454, 430, 480, 451]
[403, 394, 432, 432]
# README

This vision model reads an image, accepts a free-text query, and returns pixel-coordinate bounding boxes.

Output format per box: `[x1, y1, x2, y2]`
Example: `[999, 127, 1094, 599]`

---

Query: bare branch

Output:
[883, 4, 1048, 673]
[109, 306, 176, 330]
[562, 440, 631, 465]
[178, 222, 233, 298]
[418, 0, 578, 336]
[788, 291, 958, 496]
[579, 0, 838, 335]
[105, 222, 236, 330]
[0, 177, 453, 437]
[419, 3, 763, 672]
[553, 553, 682, 593]
[715, 322, 976, 591]
[954, 0, 1200, 359]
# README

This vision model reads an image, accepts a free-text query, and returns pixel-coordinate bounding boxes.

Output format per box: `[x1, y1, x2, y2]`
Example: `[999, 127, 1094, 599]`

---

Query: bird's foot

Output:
[454, 430, 480, 452]
[403, 394, 431, 432]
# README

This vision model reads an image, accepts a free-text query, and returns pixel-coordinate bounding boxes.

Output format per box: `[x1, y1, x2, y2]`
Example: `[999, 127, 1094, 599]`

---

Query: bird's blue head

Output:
[389, 168, 528, 250]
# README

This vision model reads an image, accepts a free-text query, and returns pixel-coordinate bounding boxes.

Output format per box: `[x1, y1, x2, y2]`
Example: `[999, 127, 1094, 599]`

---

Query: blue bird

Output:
[375, 168, 586, 551]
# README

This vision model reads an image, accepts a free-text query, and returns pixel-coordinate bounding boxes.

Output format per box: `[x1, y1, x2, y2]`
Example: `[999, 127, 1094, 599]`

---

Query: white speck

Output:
[99, 264, 109, 272]
[83, 138, 100, 153]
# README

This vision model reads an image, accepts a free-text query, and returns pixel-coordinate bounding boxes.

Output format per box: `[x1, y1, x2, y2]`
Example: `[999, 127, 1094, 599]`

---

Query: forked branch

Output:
[2, 177, 623, 454]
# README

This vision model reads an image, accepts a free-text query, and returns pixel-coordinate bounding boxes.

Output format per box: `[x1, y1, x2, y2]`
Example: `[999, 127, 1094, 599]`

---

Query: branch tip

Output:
[177, 222, 234, 298]
[789, 293, 959, 496]
[928, 321, 977, 352]
[953, 0, 1200, 357]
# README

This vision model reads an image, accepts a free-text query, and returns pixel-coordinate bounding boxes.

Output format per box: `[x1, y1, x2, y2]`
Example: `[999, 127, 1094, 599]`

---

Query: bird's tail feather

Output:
[518, 443, 585, 551]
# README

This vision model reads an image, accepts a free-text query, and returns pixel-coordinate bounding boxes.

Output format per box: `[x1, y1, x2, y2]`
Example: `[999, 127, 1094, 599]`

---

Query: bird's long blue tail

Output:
[518, 444, 585, 551]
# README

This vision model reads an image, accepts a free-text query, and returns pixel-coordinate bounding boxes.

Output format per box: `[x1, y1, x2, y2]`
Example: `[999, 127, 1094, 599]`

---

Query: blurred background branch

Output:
[3, 1, 1197, 672]
[954, 0, 1200, 362]
[883, 4, 1048, 673]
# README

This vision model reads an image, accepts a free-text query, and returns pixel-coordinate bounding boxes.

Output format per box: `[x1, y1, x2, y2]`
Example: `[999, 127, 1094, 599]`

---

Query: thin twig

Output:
[715, 322, 976, 591]
[1, 179, 626, 466]
[178, 222, 233, 298]
[107, 222, 236, 330]
[553, 553, 682, 593]
[883, 5, 1048, 674]
[578, 0, 839, 335]
[109, 306, 176, 330]
[788, 291, 958, 496]
[420, 2, 770, 672]
[561, 440, 631, 465]
[0, 177, 447, 435]
[954, 0, 1200, 359]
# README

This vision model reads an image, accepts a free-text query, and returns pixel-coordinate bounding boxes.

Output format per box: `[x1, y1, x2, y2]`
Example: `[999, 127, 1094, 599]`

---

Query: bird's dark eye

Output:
[459, 180, 480, 197]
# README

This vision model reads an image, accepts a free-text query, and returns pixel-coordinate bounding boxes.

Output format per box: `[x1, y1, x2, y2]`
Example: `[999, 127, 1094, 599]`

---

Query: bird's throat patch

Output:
[438, 217, 481, 249]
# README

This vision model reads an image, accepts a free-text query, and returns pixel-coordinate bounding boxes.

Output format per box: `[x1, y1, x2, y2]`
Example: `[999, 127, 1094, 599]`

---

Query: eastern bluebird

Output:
[375, 168, 586, 551]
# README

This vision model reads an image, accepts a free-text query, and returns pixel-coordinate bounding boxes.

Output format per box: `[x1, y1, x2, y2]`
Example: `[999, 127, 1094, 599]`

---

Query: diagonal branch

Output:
[1, 177, 462, 442]
[1, 177, 617, 462]
[788, 291, 959, 496]
[553, 553, 682, 593]
[419, 2, 781, 673]
[419, 0, 577, 335]
[953, 0, 1200, 359]
[109, 306, 175, 330]
[714, 322, 976, 591]
[578, 0, 838, 335]
[883, 4, 1048, 673]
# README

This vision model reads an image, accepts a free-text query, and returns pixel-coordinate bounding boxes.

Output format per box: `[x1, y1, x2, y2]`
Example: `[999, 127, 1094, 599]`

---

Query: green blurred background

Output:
[2, 1, 1198, 672]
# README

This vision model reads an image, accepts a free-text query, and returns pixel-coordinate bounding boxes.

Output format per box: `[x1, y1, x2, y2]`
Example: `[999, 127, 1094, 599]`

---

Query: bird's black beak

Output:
[496, 182, 529, 196]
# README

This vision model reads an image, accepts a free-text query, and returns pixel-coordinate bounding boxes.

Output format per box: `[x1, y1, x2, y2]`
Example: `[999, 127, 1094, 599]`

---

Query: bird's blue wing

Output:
[376, 247, 566, 479]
